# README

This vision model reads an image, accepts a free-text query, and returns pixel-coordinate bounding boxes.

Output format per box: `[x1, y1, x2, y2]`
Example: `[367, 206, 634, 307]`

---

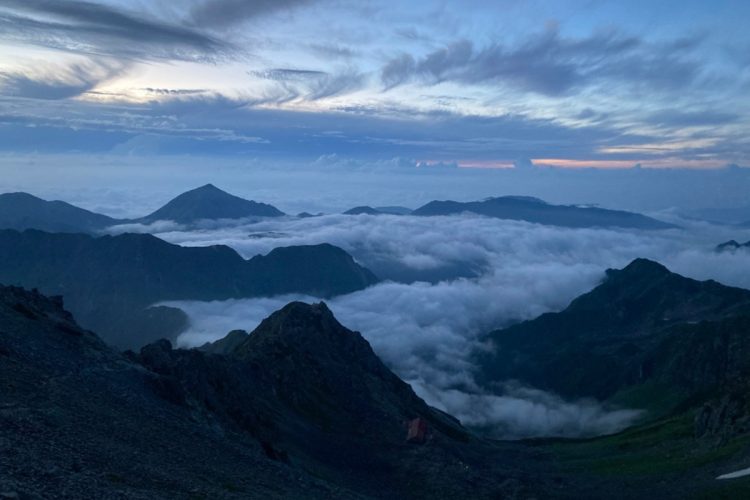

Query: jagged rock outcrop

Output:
[695, 381, 750, 445]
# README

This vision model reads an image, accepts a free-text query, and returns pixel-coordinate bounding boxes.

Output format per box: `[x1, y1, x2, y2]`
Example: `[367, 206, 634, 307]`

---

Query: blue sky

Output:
[0, 0, 748, 169]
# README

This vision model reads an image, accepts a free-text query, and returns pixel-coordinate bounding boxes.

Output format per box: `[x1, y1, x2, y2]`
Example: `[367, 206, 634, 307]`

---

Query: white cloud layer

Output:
[150, 213, 750, 438]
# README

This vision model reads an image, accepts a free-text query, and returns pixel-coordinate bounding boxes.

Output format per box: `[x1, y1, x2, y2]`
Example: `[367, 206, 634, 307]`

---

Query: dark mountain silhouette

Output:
[199, 329, 249, 354]
[478, 259, 750, 413]
[137, 184, 284, 224]
[0, 185, 284, 233]
[0, 192, 120, 233]
[0, 229, 377, 348]
[4, 282, 750, 497]
[154, 301, 479, 494]
[343, 205, 383, 215]
[343, 206, 412, 215]
[376, 206, 413, 215]
[716, 239, 750, 252]
[0, 285, 556, 499]
[413, 196, 676, 229]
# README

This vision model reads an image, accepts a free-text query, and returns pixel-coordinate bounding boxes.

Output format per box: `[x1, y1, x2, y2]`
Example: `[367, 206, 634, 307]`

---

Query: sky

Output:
[0, 0, 749, 174]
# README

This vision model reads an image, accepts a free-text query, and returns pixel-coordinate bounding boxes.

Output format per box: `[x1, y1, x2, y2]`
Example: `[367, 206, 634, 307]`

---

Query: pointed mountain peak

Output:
[225, 301, 466, 442]
[602, 258, 671, 286]
[177, 183, 230, 199]
[617, 258, 670, 277]
[193, 183, 222, 193]
[233, 301, 343, 353]
[139, 184, 284, 223]
[230, 300, 391, 381]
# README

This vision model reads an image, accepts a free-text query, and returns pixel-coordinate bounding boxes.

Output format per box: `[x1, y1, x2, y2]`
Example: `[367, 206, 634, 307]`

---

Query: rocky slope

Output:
[0, 285, 555, 499]
[478, 259, 750, 411]
[0, 230, 378, 348]
[413, 196, 676, 229]
[5, 281, 750, 497]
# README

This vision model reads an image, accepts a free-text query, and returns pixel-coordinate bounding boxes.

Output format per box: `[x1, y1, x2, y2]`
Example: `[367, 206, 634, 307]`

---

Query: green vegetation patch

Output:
[550, 413, 750, 477]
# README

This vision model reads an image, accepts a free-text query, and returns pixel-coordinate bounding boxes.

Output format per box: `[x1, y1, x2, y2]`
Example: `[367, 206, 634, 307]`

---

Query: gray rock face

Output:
[695, 389, 750, 445]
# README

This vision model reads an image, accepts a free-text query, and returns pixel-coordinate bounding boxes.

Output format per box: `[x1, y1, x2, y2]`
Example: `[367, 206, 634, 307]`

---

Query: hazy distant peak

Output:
[343, 205, 382, 215]
[485, 195, 547, 204]
[1, 191, 44, 201]
[716, 239, 750, 252]
[139, 184, 285, 223]
[413, 195, 675, 229]
[608, 257, 670, 278]
[0, 191, 119, 233]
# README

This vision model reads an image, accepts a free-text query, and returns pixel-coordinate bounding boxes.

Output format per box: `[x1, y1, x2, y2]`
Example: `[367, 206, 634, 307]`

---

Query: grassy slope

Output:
[544, 412, 750, 498]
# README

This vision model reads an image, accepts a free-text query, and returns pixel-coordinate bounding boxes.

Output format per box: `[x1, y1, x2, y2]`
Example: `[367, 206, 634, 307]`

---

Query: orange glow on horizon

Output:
[434, 158, 735, 170]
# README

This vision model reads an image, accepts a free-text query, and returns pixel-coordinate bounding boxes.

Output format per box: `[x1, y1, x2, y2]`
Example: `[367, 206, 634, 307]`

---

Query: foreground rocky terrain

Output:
[0, 285, 554, 499]
[5, 259, 750, 498]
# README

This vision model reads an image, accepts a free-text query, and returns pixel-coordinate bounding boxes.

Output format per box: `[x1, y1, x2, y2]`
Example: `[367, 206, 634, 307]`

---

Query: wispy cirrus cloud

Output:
[381, 28, 704, 96]
[0, 0, 228, 61]
[189, 0, 316, 28]
[0, 58, 127, 100]
[250, 66, 367, 101]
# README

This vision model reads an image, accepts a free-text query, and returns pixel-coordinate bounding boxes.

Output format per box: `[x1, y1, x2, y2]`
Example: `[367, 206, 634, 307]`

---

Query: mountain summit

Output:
[139, 184, 285, 224]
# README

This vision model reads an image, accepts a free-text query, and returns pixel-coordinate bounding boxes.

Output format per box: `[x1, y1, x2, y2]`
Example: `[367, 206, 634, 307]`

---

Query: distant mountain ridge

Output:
[413, 196, 676, 229]
[343, 205, 413, 215]
[1, 188, 676, 233]
[343, 205, 383, 215]
[0, 229, 378, 348]
[716, 239, 750, 252]
[0, 185, 285, 233]
[0, 192, 121, 233]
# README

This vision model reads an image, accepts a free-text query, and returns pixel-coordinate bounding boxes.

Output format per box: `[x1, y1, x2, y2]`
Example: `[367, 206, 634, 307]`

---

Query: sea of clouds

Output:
[124, 213, 750, 438]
